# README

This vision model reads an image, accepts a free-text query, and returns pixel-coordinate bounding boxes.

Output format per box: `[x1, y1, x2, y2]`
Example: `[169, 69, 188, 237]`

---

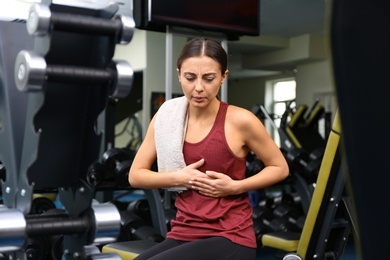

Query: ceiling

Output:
[227, 0, 328, 79]
[228, 0, 327, 54]
[260, 0, 326, 38]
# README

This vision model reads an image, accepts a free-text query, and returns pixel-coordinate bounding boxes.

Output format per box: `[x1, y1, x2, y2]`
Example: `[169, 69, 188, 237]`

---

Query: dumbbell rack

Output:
[0, 0, 136, 259]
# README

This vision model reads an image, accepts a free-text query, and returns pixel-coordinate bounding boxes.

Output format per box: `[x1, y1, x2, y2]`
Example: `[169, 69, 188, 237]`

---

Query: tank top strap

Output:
[215, 101, 228, 131]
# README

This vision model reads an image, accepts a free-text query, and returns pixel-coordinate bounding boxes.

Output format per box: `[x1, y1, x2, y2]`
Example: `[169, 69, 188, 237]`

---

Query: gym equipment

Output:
[252, 205, 273, 243]
[261, 100, 327, 155]
[273, 204, 302, 223]
[286, 147, 324, 183]
[252, 104, 297, 153]
[29, 195, 56, 214]
[252, 198, 305, 245]
[27, 3, 134, 45]
[251, 183, 307, 246]
[24, 236, 51, 260]
[273, 204, 305, 231]
[251, 107, 313, 216]
[118, 211, 164, 243]
[261, 111, 353, 259]
[253, 205, 273, 223]
[0, 203, 121, 256]
[127, 199, 152, 224]
[87, 147, 136, 190]
[265, 217, 299, 233]
[103, 240, 159, 259]
[0, 0, 155, 258]
[15, 50, 133, 98]
[331, 0, 390, 258]
[86, 162, 106, 187]
[102, 148, 134, 181]
[279, 101, 296, 131]
[0, 162, 5, 182]
[285, 102, 327, 154]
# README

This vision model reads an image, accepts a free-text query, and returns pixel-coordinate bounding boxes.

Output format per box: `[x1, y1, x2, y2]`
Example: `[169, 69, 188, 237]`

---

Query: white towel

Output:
[154, 96, 188, 191]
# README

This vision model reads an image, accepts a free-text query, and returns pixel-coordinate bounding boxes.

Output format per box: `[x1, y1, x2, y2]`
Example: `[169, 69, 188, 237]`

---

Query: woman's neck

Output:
[189, 99, 220, 121]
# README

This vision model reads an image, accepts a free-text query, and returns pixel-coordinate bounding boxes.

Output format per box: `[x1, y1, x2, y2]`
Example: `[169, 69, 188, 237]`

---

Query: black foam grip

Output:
[51, 13, 122, 36]
[26, 214, 89, 237]
[46, 65, 117, 85]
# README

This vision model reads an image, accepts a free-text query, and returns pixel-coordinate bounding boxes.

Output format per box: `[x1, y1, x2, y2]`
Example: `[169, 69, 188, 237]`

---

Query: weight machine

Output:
[0, 1, 165, 259]
[251, 105, 314, 215]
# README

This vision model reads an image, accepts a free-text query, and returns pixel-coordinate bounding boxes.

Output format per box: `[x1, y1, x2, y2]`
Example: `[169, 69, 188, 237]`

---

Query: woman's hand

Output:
[178, 159, 208, 189]
[189, 171, 238, 197]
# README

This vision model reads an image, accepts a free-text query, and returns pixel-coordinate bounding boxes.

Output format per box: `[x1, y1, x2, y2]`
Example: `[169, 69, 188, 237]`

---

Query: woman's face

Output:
[178, 56, 228, 107]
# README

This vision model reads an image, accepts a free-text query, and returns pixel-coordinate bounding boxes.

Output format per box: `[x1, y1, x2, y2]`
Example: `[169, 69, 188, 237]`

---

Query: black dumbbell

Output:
[24, 237, 50, 260]
[86, 162, 106, 186]
[27, 3, 135, 44]
[14, 50, 133, 98]
[127, 199, 152, 224]
[273, 204, 301, 219]
[264, 217, 298, 233]
[119, 211, 164, 242]
[253, 219, 272, 244]
[290, 215, 305, 231]
[280, 190, 302, 208]
[30, 196, 56, 214]
[118, 211, 145, 241]
[286, 148, 307, 170]
[131, 225, 165, 242]
[101, 148, 134, 180]
[304, 147, 324, 178]
[252, 206, 274, 243]
[286, 148, 324, 182]
[273, 204, 305, 232]
[252, 205, 273, 222]
[48, 234, 63, 260]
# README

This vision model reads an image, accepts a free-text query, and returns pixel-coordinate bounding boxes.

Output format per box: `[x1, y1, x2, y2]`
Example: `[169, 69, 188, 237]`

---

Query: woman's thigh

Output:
[133, 238, 181, 260]
[136, 237, 256, 260]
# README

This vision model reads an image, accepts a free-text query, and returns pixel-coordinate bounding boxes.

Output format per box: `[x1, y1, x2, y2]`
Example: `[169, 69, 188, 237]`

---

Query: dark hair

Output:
[177, 38, 228, 75]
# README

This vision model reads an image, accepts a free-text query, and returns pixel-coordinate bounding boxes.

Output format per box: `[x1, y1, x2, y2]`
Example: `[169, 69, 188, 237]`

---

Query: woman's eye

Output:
[205, 78, 215, 82]
[185, 77, 195, 81]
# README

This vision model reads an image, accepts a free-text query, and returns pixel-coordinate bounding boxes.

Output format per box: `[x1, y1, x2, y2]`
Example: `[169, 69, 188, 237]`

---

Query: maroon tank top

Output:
[166, 101, 257, 248]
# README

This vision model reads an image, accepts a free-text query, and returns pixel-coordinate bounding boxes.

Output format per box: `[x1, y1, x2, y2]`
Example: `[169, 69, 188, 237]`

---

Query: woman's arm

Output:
[128, 115, 206, 189]
[189, 107, 289, 197]
[233, 107, 289, 193]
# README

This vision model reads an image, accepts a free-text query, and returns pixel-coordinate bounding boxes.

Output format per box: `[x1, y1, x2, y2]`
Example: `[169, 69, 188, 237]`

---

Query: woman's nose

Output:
[195, 80, 203, 92]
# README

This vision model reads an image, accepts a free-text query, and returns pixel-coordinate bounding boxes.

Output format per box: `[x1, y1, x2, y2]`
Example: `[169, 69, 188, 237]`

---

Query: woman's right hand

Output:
[179, 158, 207, 188]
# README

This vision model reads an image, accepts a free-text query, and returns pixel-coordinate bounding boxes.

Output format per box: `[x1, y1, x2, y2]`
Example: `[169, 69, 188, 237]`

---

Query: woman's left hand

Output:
[189, 171, 238, 197]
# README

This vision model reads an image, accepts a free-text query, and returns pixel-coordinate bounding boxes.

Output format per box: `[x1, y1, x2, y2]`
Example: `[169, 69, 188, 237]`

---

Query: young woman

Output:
[129, 37, 289, 260]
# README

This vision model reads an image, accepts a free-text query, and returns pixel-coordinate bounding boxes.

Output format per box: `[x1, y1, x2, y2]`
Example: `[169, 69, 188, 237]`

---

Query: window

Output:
[265, 79, 296, 147]
[273, 80, 296, 127]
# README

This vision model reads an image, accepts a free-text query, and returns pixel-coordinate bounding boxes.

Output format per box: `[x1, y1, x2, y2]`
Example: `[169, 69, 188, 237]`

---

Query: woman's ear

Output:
[221, 70, 229, 85]
[177, 68, 181, 81]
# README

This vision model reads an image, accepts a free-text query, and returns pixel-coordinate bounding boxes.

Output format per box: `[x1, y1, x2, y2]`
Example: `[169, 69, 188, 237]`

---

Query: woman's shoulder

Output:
[227, 104, 257, 120]
[226, 104, 261, 129]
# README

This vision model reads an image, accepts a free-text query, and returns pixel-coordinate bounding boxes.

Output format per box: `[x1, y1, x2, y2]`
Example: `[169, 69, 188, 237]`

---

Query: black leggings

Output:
[133, 237, 256, 260]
